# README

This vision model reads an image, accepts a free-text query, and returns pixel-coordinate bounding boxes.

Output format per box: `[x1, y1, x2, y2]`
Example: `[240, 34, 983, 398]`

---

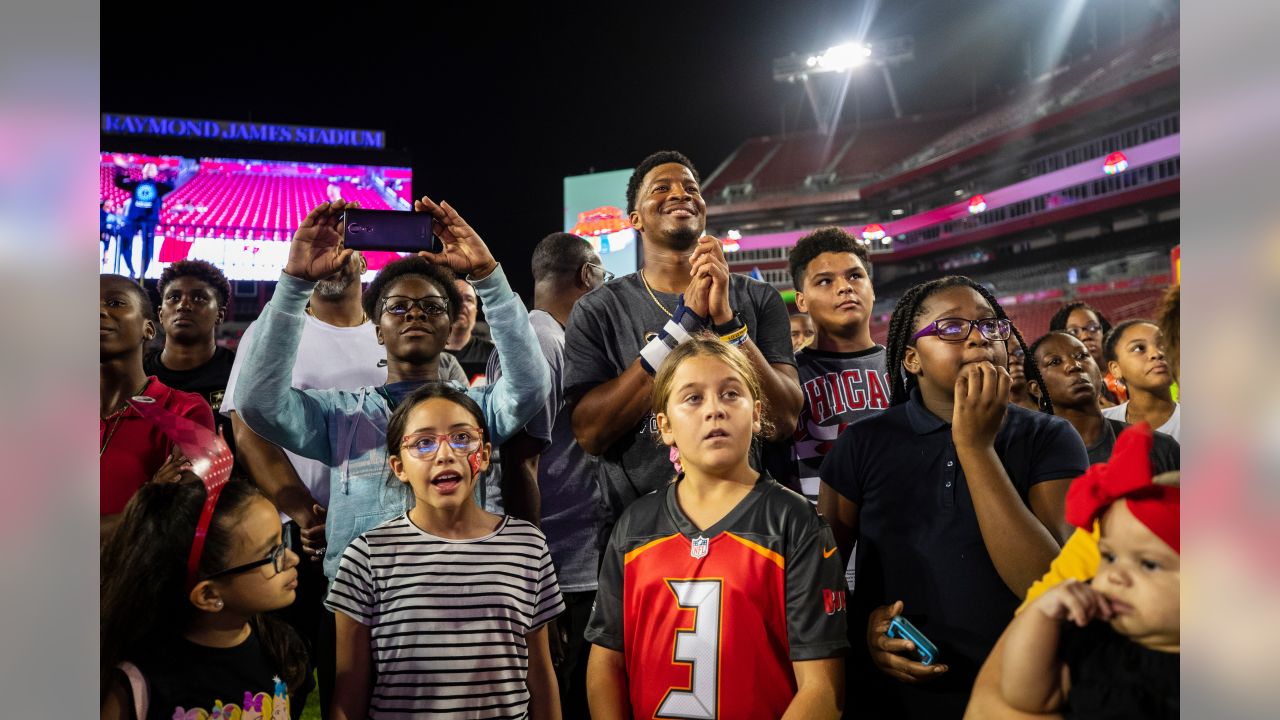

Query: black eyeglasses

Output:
[382, 295, 449, 318]
[204, 524, 296, 580]
[585, 262, 615, 284]
[911, 317, 1012, 343]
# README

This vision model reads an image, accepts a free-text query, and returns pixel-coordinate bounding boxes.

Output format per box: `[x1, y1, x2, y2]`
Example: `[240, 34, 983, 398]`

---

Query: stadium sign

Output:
[101, 114, 386, 150]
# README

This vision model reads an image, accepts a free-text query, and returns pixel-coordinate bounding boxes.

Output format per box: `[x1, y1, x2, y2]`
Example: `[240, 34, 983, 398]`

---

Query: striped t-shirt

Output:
[325, 513, 565, 719]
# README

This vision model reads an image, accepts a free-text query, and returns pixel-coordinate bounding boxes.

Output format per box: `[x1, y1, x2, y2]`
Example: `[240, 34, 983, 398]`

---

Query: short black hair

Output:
[885, 275, 1052, 414]
[1102, 318, 1156, 364]
[788, 227, 871, 291]
[361, 256, 462, 324]
[158, 259, 231, 308]
[1048, 301, 1113, 336]
[626, 150, 700, 215]
[531, 232, 593, 284]
[102, 274, 156, 322]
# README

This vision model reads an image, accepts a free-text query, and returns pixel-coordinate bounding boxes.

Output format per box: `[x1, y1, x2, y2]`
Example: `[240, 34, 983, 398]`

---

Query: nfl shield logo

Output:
[691, 536, 709, 559]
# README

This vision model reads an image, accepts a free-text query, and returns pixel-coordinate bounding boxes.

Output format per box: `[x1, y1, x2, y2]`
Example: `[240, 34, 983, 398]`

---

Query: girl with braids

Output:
[1100, 319, 1181, 442]
[817, 276, 1088, 719]
[101, 477, 306, 719]
[1049, 301, 1124, 406]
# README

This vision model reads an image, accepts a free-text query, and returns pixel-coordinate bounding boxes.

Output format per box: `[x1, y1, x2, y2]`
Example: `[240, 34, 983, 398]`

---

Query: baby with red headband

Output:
[999, 423, 1179, 718]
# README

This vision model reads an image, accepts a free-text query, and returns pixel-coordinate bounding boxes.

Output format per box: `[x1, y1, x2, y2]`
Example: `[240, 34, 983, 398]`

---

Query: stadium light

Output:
[1103, 151, 1129, 175]
[812, 43, 872, 72]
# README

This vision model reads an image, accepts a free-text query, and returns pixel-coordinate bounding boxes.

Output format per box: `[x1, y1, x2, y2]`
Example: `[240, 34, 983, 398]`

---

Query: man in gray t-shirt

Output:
[564, 151, 801, 530]
[486, 232, 610, 719]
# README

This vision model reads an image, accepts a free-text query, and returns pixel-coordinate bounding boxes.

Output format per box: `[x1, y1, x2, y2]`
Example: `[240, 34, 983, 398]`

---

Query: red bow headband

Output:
[128, 397, 234, 589]
[1064, 422, 1179, 553]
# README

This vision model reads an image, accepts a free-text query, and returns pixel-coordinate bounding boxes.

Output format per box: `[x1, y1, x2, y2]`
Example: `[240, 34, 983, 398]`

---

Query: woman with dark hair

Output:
[1101, 319, 1181, 442]
[101, 477, 306, 719]
[1049, 301, 1123, 407]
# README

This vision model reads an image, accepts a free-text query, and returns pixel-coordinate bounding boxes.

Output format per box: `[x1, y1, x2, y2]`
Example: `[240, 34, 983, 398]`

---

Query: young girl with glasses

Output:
[101, 476, 306, 720]
[817, 276, 1089, 718]
[326, 383, 564, 720]
[585, 336, 848, 720]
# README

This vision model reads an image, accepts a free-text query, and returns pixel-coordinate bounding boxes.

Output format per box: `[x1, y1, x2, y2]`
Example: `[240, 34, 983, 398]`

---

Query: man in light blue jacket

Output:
[236, 197, 550, 579]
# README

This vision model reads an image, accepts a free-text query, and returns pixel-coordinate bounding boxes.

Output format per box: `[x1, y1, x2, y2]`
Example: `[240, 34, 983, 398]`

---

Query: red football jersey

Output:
[586, 476, 848, 719]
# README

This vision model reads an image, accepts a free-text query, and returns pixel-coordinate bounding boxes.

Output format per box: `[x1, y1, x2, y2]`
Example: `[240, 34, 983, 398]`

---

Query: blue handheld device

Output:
[887, 615, 940, 666]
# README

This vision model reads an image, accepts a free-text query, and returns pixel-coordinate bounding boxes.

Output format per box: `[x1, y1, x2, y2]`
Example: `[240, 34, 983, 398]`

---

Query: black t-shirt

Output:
[145, 346, 237, 454]
[114, 170, 174, 221]
[819, 389, 1089, 717]
[1063, 622, 1179, 719]
[445, 335, 494, 386]
[133, 629, 290, 720]
[1088, 418, 1181, 473]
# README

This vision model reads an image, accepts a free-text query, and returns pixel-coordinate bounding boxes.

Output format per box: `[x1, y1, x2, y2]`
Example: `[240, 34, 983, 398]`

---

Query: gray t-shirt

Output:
[486, 310, 604, 591]
[563, 271, 794, 527]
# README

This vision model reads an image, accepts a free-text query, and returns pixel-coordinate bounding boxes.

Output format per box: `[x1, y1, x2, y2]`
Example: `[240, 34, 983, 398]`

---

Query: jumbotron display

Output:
[98, 152, 413, 281]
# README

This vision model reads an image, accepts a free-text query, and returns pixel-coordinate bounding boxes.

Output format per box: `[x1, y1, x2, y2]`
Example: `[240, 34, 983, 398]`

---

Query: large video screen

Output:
[99, 152, 412, 281]
[563, 168, 638, 278]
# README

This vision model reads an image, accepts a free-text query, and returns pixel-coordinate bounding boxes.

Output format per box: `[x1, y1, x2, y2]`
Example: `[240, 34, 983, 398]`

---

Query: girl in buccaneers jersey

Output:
[585, 336, 848, 719]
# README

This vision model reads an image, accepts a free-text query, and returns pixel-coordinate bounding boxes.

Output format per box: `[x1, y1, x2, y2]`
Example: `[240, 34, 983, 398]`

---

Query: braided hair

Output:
[884, 275, 1053, 414]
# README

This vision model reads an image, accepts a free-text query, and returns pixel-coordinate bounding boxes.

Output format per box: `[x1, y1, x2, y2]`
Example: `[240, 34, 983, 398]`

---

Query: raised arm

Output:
[414, 195, 551, 444]
[695, 237, 802, 439]
[952, 363, 1063, 597]
[1000, 579, 1108, 713]
[235, 202, 356, 463]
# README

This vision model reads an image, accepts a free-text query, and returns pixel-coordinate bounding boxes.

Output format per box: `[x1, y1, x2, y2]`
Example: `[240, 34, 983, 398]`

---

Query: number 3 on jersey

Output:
[656, 579, 723, 719]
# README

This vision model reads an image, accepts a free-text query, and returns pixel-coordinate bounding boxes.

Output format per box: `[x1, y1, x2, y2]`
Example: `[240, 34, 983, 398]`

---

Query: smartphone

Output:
[342, 208, 441, 253]
[283, 521, 301, 557]
[888, 615, 940, 666]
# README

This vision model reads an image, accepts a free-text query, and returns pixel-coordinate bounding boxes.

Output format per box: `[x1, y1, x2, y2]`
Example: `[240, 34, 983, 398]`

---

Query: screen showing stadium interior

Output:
[99, 152, 413, 281]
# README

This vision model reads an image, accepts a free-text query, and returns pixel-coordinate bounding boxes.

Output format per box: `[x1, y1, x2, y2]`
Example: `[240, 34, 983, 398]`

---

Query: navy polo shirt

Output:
[819, 388, 1088, 715]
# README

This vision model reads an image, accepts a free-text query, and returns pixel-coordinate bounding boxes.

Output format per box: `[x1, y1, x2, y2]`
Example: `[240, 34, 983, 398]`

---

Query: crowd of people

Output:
[100, 150, 1180, 719]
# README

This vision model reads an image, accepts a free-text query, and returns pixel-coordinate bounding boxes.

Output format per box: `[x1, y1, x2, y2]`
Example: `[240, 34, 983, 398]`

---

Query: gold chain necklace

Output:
[100, 378, 151, 456]
[639, 270, 674, 319]
[306, 305, 368, 325]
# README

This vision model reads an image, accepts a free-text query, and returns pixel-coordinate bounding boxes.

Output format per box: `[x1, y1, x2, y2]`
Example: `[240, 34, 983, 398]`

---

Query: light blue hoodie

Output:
[236, 266, 550, 578]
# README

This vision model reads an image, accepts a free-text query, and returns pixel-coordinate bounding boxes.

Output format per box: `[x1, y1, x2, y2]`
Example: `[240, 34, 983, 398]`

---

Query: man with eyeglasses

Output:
[233, 199, 549, 718]
[483, 232, 610, 717]
[1048, 301, 1122, 406]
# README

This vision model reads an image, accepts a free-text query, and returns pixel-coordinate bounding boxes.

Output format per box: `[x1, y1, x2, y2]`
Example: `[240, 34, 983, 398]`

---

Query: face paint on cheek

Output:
[468, 451, 482, 478]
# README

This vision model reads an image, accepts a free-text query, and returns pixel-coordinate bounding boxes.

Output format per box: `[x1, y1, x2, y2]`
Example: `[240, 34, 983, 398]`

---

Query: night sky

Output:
[103, 0, 1171, 299]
